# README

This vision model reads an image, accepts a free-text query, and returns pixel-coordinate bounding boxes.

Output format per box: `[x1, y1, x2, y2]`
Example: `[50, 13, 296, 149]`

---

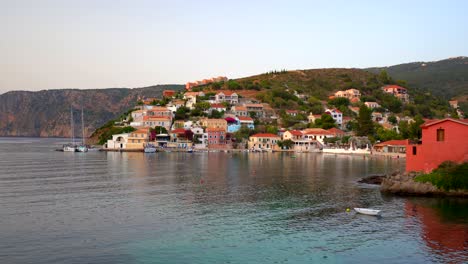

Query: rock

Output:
[358, 175, 386, 185]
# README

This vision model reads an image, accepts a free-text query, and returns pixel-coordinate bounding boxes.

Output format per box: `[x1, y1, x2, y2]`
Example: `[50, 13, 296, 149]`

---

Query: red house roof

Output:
[421, 118, 468, 128]
[210, 103, 226, 108]
[288, 130, 303, 136]
[374, 139, 409, 147]
[171, 128, 186, 134]
[383, 84, 407, 90]
[251, 133, 280, 138]
[238, 116, 253, 121]
[327, 127, 345, 135]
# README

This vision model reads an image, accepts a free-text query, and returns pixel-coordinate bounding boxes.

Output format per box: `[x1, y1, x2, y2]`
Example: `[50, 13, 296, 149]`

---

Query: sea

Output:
[0, 137, 466, 264]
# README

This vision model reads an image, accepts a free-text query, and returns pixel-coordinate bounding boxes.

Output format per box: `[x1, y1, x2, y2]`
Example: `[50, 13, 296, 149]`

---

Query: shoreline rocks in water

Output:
[380, 172, 468, 197]
[358, 175, 387, 185]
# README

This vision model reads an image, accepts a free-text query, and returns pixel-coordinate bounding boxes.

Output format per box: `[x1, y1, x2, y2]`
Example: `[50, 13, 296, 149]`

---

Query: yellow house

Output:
[200, 118, 227, 131]
[126, 128, 150, 149]
[248, 133, 281, 150]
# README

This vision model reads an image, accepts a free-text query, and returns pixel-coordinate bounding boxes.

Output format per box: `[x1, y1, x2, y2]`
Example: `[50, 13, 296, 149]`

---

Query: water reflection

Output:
[405, 198, 468, 262]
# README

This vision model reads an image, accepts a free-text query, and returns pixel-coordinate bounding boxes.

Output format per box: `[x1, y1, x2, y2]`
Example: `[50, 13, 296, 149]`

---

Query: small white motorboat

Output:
[354, 208, 381, 216]
[144, 144, 157, 153]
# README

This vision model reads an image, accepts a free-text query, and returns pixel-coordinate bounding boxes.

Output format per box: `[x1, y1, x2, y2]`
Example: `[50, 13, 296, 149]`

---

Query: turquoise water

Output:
[0, 138, 466, 263]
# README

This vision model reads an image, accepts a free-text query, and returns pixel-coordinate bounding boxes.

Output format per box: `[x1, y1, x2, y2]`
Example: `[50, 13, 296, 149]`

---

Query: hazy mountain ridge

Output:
[0, 85, 184, 138]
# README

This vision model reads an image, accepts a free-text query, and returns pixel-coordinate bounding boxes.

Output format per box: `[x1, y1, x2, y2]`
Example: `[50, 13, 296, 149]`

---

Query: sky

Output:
[1, 0, 467, 93]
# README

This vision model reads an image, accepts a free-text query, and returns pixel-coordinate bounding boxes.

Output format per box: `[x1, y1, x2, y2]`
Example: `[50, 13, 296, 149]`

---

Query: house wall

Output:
[406, 121, 468, 172]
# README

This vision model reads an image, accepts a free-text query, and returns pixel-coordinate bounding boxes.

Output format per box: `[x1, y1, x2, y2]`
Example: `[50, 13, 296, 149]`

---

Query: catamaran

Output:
[63, 107, 77, 152]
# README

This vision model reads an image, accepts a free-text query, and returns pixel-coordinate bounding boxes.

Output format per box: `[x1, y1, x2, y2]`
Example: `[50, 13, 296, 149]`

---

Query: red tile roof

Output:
[327, 127, 345, 135]
[304, 128, 334, 135]
[237, 116, 254, 121]
[288, 130, 303, 136]
[218, 91, 237, 96]
[251, 133, 280, 138]
[421, 118, 468, 128]
[383, 84, 407, 90]
[210, 103, 226, 108]
[374, 139, 409, 147]
[171, 128, 186, 134]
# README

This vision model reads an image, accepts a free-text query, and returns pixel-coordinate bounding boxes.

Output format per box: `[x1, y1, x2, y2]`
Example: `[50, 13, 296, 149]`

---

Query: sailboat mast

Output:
[70, 107, 74, 145]
[81, 107, 85, 145]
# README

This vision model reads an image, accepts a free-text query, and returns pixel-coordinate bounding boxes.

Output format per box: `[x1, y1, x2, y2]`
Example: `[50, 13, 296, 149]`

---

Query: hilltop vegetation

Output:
[366, 56, 468, 102]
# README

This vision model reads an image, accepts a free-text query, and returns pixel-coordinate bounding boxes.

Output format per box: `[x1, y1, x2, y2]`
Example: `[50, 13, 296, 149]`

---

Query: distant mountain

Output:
[366, 57, 468, 100]
[0, 85, 183, 137]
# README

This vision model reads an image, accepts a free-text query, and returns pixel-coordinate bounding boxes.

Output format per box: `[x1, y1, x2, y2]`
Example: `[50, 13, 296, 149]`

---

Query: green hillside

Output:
[366, 56, 468, 101]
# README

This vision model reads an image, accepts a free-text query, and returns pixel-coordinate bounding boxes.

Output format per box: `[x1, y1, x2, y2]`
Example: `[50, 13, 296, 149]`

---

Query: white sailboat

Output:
[76, 107, 88, 152]
[63, 107, 77, 152]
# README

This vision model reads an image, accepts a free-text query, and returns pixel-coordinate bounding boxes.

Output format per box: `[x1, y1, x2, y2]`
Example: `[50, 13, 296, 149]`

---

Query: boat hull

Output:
[354, 208, 381, 216]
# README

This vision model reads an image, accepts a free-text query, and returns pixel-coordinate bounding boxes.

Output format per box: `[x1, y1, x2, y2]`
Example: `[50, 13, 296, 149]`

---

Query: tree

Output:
[151, 126, 168, 134]
[210, 110, 224, 118]
[195, 102, 211, 112]
[277, 139, 293, 149]
[388, 115, 397, 125]
[175, 106, 190, 120]
[356, 105, 374, 136]
[379, 70, 391, 84]
[328, 97, 350, 108]
[315, 113, 336, 129]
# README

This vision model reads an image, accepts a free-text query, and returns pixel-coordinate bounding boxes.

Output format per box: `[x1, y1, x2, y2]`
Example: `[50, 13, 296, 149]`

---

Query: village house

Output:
[184, 91, 205, 109]
[374, 139, 408, 154]
[238, 116, 255, 129]
[302, 128, 334, 145]
[208, 103, 227, 114]
[231, 105, 248, 117]
[185, 76, 228, 91]
[206, 127, 227, 145]
[131, 109, 147, 122]
[282, 130, 304, 141]
[382, 85, 410, 102]
[286, 110, 299, 117]
[248, 133, 281, 151]
[334, 88, 361, 100]
[148, 107, 173, 118]
[371, 112, 384, 123]
[200, 118, 228, 131]
[214, 91, 239, 104]
[327, 127, 345, 137]
[449, 100, 458, 109]
[162, 90, 176, 98]
[307, 113, 322, 124]
[325, 108, 343, 128]
[105, 133, 129, 150]
[142, 116, 172, 131]
[406, 118, 468, 173]
[167, 128, 193, 149]
[126, 128, 150, 149]
[245, 103, 264, 117]
[167, 99, 185, 113]
[364, 102, 381, 109]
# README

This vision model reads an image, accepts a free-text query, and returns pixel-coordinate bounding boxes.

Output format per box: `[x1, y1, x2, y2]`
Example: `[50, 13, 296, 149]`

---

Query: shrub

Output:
[414, 161, 468, 191]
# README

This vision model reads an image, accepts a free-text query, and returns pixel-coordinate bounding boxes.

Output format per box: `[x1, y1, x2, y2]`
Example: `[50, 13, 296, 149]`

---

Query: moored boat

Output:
[354, 208, 381, 216]
[144, 143, 157, 153]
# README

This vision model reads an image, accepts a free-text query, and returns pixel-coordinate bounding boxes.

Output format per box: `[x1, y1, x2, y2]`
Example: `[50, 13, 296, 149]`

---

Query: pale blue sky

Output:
[1, 0, 467, 92]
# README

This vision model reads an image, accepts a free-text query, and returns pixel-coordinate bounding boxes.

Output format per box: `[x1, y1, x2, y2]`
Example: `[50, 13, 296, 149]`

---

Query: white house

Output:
[106, 133, 129, 150]
[215, 91, 238, 104]
[325, 108, 343, 128]
[364, 102, 381, 109]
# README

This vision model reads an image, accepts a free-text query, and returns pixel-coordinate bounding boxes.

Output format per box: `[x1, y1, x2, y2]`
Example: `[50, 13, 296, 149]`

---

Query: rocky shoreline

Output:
[359, 173, 468, 197]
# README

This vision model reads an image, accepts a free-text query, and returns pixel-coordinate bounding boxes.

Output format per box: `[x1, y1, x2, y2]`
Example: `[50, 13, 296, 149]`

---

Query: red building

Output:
[206, 127, 226, 145]
[162, 90, 176, 98]
[406, 118, 468, 172]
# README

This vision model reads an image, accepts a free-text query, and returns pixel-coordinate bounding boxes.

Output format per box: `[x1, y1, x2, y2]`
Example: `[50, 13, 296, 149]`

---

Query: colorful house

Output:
[163, 90, 176, 98]
[238, 116, 255, 129]
[406, 118, 468, 172]
[382, 85, 409, 102]
[200, 118, 228, 131]
[126, 128, 150, 149]
[325, 108, 343, 128]
[374, 139, 408, 154]
[248, 133, 281, 151]
[206, 127, 227, 146]
[282, 130, 304, 141]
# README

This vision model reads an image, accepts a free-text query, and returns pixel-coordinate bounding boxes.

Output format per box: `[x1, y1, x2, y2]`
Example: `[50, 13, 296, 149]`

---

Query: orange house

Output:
[406, 118, 468, 173]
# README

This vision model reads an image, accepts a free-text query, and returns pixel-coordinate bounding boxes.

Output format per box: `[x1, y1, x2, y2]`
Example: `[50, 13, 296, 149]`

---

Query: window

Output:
[412, 146, 417, 155]
[437, 128, 445, 142]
